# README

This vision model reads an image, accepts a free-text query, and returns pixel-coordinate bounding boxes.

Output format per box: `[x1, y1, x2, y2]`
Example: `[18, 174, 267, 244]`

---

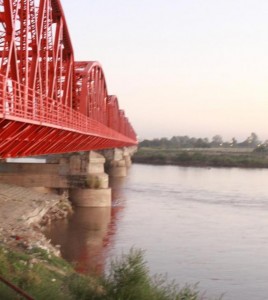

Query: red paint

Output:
[0, 0, 137, 158]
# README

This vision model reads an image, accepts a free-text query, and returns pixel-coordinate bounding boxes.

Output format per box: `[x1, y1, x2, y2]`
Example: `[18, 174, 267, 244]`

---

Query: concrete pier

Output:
[68, 151, 111, 207]
[102, 146, 137, 177]
[0, 147, 136, 207]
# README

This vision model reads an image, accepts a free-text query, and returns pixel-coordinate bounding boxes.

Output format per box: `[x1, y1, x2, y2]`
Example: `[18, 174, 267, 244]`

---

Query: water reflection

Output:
[46, 165, 268, 299]
[45, 176, 127, 275]
[46, 207, 111, 274]
[110, 176, 127, 204]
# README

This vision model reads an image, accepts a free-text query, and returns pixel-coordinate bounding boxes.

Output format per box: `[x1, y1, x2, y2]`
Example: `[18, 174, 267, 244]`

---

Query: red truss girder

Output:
[74, 61, 136, 139]
[0, 119, 134, 158]
[0, 0, 137, 158]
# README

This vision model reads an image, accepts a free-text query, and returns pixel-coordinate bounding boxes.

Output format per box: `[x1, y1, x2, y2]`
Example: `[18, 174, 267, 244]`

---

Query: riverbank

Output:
[0, 183, 72, 255]
[133, 147, 268, 168]
[0, 183, 80, 298]
[0, 184, 108, 299]
[0, 183, 214, 299]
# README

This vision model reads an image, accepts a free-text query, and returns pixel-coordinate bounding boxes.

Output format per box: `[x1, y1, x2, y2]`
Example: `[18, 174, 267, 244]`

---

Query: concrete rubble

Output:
[0, 183, 72, 256]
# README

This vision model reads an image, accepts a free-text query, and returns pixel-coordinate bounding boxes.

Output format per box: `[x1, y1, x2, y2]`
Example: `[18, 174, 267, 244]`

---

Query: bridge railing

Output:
[0, 74, 137, 144]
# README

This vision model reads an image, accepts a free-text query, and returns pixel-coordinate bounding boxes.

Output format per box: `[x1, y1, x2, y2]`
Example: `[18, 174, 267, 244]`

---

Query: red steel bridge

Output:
[0, 0, 137, 158]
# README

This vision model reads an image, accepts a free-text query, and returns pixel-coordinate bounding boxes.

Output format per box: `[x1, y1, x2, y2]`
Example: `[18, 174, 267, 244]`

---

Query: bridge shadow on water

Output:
[45, 177, 127, 275]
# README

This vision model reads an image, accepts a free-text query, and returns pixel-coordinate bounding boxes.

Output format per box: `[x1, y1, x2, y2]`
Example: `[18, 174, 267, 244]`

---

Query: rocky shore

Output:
[0, 183, 72, 256]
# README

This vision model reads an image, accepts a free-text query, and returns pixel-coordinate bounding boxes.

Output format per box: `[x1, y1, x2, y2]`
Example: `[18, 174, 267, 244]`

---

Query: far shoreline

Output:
[132, 147, 268, 169]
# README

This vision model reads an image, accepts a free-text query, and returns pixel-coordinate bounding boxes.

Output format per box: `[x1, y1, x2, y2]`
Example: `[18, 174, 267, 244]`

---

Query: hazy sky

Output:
[61, 0, 268, 142]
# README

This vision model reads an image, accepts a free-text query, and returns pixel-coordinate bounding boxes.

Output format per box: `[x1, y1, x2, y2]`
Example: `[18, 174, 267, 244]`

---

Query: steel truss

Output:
[0, 0, 137, 158]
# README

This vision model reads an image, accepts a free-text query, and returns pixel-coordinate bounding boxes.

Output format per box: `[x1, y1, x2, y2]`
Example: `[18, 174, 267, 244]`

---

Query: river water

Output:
[45, 164, 268, 300]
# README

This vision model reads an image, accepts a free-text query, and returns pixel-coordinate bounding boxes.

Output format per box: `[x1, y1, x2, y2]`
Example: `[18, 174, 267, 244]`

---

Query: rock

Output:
[0, 183, 71, 256]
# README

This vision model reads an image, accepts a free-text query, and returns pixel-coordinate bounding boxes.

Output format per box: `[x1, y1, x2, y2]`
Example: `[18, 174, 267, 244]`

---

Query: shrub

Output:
[86, 175, 101, 189]
[103, 248, 206, 300]
[175, 151, 191, 163]
[0, 246, 217, 300]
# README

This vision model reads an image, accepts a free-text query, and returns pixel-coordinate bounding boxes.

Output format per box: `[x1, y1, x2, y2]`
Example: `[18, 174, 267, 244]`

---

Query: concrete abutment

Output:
[0, 147, 137, 207]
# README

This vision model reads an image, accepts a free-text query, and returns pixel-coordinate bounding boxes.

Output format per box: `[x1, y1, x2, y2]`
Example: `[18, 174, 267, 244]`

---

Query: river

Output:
[45, 164, 268, 300]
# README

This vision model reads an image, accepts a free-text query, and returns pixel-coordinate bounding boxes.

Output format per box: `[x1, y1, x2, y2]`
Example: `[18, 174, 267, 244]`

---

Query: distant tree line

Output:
[140, 132, 268, 150]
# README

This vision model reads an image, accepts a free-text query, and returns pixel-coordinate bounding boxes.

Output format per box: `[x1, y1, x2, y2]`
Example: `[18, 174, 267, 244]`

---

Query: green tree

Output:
[248, 132, 259, 146]
[231, 137, 237, 146]
[211, 135, 223, 147]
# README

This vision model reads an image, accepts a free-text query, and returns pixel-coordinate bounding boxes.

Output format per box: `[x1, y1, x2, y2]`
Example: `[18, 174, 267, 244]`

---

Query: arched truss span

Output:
[0, 0, 137, 158]
[0, 0, 74, 107]
[75, 61, 136, 140]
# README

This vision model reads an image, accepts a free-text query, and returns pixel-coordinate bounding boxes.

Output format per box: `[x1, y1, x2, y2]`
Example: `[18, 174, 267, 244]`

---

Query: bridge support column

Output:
[69, 151, 111, 207]
[102, 147, 137, 177]
[0, 147, 137, 207]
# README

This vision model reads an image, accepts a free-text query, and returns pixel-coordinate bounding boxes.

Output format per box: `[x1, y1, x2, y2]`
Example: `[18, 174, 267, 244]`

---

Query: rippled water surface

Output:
[46, 164, 268, 300]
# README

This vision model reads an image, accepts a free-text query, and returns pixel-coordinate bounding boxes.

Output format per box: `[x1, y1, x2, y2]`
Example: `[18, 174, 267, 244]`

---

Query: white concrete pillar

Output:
[69, 151, 111, 207]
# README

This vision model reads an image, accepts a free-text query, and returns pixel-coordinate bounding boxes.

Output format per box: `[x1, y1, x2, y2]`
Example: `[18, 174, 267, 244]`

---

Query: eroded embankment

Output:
[0, 183, 72, 255]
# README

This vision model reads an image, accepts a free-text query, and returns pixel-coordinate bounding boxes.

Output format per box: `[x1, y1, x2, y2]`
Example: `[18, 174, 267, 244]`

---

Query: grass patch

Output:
[0, 246, 87, 299]
[0, 246, 219, 299]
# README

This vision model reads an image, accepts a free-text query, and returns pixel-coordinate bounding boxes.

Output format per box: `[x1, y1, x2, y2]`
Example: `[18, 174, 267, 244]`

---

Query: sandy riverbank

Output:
[0, 183, 72, 255]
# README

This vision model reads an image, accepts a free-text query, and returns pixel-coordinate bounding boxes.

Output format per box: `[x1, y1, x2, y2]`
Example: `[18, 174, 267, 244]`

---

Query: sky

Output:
[60, 0, 268, 142]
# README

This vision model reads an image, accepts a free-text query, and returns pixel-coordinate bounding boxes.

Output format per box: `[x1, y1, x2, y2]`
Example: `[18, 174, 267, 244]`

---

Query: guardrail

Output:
[0, 74, 137, 144]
